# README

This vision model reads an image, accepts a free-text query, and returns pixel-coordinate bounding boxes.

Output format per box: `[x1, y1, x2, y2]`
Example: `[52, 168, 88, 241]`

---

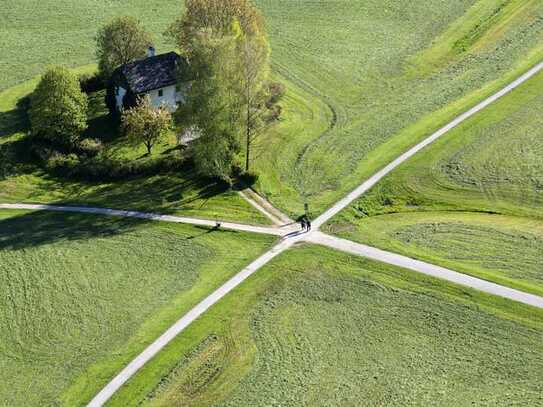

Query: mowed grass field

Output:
[326, 66, 543, 295]
[2, 0, 543, 217]
[0, 209, 275, 406]
[108, 245, 543, 406]
[253, 0, 543, 215]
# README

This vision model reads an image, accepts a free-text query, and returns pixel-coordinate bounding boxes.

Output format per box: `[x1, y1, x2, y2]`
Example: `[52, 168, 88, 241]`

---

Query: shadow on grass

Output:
[0, 209, 151, 250]
[0, 108, 28, 138]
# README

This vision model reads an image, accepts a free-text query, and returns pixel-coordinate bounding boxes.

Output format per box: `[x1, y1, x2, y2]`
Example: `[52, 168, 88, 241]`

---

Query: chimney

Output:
[147, 46, 156, 58]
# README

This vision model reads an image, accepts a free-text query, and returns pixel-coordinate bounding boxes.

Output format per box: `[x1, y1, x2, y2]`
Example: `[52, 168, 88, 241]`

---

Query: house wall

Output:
[115, 86, 127, 110]
[147, 85, 185, 112]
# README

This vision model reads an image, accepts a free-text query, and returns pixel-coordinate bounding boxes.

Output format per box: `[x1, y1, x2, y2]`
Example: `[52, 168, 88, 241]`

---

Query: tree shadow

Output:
[0, 107, 28, 138]
[0, 209, 151, 251]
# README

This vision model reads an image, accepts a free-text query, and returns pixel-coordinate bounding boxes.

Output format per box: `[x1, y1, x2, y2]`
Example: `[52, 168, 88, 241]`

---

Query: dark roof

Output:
[116, 52, 187, 94]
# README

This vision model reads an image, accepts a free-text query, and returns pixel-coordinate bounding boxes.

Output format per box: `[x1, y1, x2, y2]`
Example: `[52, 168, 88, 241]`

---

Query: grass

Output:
[0, 68, 270, 225]
[0, 209, 276, 406]
[109, 244, 543, 406]
[251, 0, 543, 216]
[3, 1, 543, 217]
[326, 63, 543, 295]
[329, 211, 543, 297]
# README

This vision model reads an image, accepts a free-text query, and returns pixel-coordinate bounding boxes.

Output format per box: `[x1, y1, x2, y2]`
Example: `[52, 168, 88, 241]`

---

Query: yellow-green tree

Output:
[170, 0, 272, 175]
[122, 97, 172, 155]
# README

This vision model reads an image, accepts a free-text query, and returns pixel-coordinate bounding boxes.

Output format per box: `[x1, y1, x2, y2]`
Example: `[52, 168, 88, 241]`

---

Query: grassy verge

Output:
[0, 209, 276, 406]
[110, 244, 543, 406]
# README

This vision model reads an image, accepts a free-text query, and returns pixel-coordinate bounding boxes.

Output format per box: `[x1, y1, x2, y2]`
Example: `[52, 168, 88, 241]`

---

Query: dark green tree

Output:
[96, 16, 152, 79]
[29, 67, 88, 148]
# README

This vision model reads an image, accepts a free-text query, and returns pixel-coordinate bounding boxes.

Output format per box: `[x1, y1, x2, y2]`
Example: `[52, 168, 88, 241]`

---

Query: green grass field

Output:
[108, 244, 543, 406]
[252, 0, 543, 215]
[326, 63, 543, 295]
[2, 0, 543, 217]
[0, 209, 275, 406]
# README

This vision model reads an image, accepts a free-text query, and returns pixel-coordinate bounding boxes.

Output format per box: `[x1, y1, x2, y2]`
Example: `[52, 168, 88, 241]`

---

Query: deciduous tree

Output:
[122, 97, 172, 155]
[29, 67, 88, 149]
[170, 0, 273, 174]
[96, 16, 152, 79]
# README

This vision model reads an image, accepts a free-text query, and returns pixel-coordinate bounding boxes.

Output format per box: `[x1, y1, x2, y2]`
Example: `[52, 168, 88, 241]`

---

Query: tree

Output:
[96, 16, 152, 79]
[122, 96, 172, 155]
[178, 28, 242, 181]
[234, 26, 271, 171]
[170, 0, 272, 174]
[167, 0, 264, 52]
[29, 66, 88, 149]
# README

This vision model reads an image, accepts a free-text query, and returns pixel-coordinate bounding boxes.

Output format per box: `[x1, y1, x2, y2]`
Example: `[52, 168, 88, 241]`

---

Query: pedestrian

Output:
[300, 218, 306, 231]
[306, 219, 312, 232]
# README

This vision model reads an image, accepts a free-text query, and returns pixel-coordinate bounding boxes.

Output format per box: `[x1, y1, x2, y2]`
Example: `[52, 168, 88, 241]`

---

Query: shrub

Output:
[78, 138, 103, 157]
[239, 169, 259, 186]
[266, 81, 286, 108]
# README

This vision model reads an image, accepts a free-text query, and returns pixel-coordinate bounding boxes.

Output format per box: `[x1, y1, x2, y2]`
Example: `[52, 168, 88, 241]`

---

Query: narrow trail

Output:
[3, 61, 543, 407]
[0, 203, 296, 237]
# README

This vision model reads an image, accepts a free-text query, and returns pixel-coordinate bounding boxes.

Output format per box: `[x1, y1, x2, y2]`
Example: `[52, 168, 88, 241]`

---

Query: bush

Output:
[78, 138, 103, 157]
[79, 73, 106, 94]
[29, 66, 88, 149]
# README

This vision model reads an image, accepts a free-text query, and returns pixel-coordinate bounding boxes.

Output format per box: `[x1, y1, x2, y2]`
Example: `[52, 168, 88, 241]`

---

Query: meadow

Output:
[326, 65, 543, 295]
[108, 244, 543, 406]
[0, 209, 275, 406]
[2, 0, 543, 217]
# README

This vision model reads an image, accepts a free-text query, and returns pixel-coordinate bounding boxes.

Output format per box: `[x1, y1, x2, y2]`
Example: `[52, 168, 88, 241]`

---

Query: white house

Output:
[111, 47, 189, 112]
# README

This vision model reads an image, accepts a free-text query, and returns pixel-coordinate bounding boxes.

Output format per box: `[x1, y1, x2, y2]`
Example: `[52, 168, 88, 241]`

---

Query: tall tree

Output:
[96, 16, 152, 79]
[170, 0, 272, 173]
[122, 96, 172, 155]
[178, 27, 242, 181]
[234, 26, 270, 171]
[29, 67, 88, 149]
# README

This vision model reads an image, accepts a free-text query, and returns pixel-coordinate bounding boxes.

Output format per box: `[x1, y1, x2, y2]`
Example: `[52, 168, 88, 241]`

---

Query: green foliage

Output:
[96, 16, 152, 79]
[0, 75, 269, 224]
[122, 96, 172, 155]
[0, 209, 275, 406]
[167, 0, 265, 51]
[29, 66, 88, 149]
[178, 29, 243, 182]
[173, 0, 272, 178]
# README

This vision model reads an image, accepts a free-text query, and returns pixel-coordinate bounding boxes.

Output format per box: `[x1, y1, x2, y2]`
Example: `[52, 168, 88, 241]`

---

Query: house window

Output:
[158, 89, 163, 97]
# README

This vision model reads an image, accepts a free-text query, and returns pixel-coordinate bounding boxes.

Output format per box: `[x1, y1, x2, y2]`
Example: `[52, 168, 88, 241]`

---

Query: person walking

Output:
[306, 219, 312, 232]
[300, 218, 306, 231]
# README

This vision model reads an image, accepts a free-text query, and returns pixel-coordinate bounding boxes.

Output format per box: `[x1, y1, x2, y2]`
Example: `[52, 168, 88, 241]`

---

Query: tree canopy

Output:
[168, 0, 265, 53]
[171, 0, 273, 177]
[96, 16, 152, 79]
[29, 66, 88, 148]
[122, 96, 172, 155]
